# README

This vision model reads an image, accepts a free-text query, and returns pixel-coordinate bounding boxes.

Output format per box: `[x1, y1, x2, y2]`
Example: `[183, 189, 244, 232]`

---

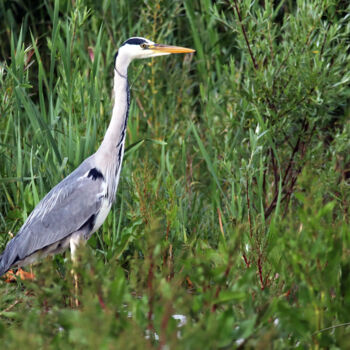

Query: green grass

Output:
[1, 0, 350, 348]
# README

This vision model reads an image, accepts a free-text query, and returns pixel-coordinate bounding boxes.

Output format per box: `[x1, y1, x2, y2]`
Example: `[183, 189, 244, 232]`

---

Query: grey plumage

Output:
[0, 37, 195, 277]
[0, 156, 105, 274]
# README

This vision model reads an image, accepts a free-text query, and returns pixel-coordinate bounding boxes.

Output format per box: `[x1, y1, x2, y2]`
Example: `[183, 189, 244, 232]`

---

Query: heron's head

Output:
[115, 37, 195, 65]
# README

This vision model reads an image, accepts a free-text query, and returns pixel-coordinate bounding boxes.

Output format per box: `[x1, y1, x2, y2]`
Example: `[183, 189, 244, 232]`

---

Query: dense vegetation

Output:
[0, 0, 350, 348]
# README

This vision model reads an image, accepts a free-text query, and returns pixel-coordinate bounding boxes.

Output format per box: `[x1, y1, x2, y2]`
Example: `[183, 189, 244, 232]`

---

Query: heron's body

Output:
[0, 37, 194, 276]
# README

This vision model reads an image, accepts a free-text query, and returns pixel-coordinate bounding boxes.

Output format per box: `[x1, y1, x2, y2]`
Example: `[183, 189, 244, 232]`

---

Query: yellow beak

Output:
[149, 44, 195, 54]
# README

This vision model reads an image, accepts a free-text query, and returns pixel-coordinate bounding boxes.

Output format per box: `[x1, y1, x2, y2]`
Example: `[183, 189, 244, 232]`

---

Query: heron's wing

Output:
[1, 161, 105, 269]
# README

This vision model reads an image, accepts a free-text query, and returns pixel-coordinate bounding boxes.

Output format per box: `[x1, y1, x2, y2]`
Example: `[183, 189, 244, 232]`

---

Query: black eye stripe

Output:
[122, 38, 147, 46]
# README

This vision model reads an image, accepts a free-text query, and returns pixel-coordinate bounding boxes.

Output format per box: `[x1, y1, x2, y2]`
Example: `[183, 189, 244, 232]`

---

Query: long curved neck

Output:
[97, 54, 131, 158]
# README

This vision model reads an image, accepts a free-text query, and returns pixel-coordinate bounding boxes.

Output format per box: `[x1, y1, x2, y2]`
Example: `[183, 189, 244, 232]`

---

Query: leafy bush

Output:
[0, 0, 350, 348]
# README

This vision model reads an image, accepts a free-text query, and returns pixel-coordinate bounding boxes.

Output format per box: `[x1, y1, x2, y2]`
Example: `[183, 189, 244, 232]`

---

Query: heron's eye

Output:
[140, 43, 148, 49]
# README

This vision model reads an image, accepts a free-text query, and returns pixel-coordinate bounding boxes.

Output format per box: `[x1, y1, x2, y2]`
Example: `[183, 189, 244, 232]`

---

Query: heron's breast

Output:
[92, 198, 112, 233]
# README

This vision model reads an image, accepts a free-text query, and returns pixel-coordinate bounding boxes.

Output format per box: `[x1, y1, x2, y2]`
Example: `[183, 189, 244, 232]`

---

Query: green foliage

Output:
[0, 0, 350, 348]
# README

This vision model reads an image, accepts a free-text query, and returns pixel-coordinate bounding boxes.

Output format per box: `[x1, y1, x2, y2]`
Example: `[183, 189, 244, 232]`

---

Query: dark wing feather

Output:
[0, 157, 104, 274]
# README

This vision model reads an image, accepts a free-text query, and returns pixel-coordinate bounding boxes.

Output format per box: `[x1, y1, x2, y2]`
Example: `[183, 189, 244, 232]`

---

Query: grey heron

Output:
[0, 37, 195, 277]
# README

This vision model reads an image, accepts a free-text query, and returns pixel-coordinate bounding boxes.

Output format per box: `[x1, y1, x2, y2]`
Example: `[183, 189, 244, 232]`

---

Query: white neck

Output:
[97, 54, 131, 159]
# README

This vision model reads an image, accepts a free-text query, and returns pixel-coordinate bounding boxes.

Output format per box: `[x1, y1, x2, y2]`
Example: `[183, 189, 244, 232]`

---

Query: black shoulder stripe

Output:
[88, 168, 104, 181]
[114, 51, 119, 65]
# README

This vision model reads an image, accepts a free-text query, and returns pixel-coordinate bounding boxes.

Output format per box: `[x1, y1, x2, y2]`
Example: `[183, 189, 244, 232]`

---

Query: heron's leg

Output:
[69, 233, 85, 264]
[69, 232, 85, 307]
